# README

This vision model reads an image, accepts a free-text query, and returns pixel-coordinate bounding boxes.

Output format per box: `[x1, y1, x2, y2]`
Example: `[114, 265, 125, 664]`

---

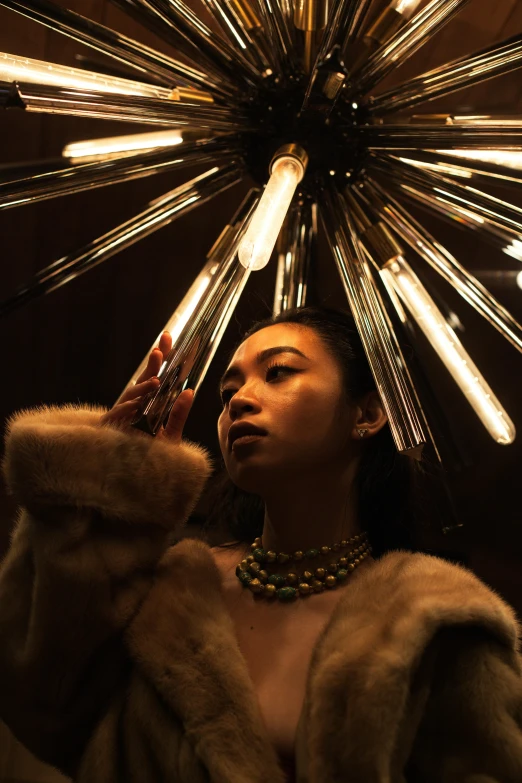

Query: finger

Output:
[163, 389, 194, 443]
[121, 371, 160, 402]
[135, 348, 163, 385]
[158, 330, 172, 358]
[122, 376, 160, 403]
[100, 398, 142, 426]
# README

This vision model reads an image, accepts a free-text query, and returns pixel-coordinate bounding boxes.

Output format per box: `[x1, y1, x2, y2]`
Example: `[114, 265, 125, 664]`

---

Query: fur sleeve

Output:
[0, 404, 213, 777]
[3, 403, 213, 525]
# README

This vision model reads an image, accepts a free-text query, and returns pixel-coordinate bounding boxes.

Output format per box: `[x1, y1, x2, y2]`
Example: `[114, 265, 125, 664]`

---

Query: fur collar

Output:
[126, 538, 521, 782]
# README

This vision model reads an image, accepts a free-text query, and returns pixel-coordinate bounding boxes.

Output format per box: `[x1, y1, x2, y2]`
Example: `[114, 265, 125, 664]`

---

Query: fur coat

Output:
[1, 404, 522, 783]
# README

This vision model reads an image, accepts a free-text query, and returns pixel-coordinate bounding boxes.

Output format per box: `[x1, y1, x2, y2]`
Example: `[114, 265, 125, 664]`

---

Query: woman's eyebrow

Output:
[218, 346, 309, 391]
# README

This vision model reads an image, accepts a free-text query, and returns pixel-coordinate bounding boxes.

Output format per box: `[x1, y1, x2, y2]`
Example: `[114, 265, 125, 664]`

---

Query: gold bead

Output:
[298, 582, 311, 595]
[315, 567, 326, 580]
[248, 562, 261, 575]
[354, 558, 360, 566]
[239, 559, 249, 572]
[339, 557, 348, 568]
[293, 550, 304, 561]
[340, 540, 348, 548]
[246, 555, 255, 564]
[325, 575, 337, 589]
[311, 579, 325, 593]
[303, 570, 314, 582]
[320, 546, 330, 556]
[250, 543, 258, 552]
[278, 552, 291, 564]
[348, 563, 355, 571]
[332, 542, 340, 552]
[285, 573, 298, 585]
[327, 562, 338, 574]
[264, 583, 277, 598]
[354, 534, 360, 542]
[258, 569, 268, 584]
[266, 550, 277, 563]
[248, 578, 264, 594]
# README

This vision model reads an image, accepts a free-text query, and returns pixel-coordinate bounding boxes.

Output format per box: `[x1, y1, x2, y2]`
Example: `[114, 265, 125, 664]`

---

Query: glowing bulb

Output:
[385, 256, 515, 445]
[438, 149, 522, 171]
[238, 155, 305, 270]
[62, 130, 184, 163]
[0, 51, 172, 99]
[517, 271, 522, 290]
[391, 0, 423, 19]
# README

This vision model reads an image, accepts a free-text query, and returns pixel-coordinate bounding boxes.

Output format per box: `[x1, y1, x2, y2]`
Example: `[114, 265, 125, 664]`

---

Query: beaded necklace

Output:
[235, 532, 371, 602]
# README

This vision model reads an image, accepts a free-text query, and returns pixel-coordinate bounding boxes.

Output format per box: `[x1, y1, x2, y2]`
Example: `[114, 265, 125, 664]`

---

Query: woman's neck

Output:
[259, 462, 363, 565]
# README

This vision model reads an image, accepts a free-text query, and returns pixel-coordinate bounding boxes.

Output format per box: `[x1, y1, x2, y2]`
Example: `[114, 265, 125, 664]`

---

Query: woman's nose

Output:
[228, 388, 261, 418]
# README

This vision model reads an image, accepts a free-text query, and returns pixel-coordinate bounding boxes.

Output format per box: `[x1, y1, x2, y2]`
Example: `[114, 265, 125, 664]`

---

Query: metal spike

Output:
[360, 118, 522, 149]
[273, 200, 316, 314]
[0, 0, 234, 99]
[350, 0, 471, 97]
[358, 179, 522, 354]
[0, 164, 241, 318]
[384, 149, 522, 191]
[112, 0, 262, 87]
[3, 80, 250, 131]
[130, 189, 261, 435]
[0, 137, 239, 210]
[369, 153, 522, 235]
[319, 181, 427, 456]
[368, 32, 522, 116]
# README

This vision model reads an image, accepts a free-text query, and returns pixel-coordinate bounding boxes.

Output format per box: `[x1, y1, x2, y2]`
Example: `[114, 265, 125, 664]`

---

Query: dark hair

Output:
[201, 305, 427, 559]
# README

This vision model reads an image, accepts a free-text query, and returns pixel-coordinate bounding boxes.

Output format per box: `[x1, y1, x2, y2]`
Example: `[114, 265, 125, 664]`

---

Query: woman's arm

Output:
[0, 394, 211, 777]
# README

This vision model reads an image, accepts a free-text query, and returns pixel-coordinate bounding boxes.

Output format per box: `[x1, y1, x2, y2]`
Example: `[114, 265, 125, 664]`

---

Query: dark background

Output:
[1, 0, 522, 614]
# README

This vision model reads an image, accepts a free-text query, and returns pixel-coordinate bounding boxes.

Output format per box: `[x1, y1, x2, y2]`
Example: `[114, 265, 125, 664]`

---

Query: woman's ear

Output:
[351, 391, 388, 441]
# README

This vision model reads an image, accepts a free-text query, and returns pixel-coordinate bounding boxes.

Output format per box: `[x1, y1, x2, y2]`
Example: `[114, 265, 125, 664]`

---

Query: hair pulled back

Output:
[202, 305, 423, 559]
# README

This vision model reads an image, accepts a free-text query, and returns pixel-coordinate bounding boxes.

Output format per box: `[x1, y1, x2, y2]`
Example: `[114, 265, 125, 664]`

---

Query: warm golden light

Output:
[0, 51, 173, 99]
[439, 149, 522, 171]
[392, 0, 423, 19]
[239, 153, 306, 270]
[384, 256, 516, 444]
[62, 130, 184, 163]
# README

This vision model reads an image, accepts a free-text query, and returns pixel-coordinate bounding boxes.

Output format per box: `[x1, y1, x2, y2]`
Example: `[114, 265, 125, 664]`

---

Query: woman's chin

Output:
[226, 460, 280, 496]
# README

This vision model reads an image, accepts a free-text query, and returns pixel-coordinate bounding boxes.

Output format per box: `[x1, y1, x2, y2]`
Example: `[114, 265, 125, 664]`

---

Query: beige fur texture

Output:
[1, 405, 522, 782]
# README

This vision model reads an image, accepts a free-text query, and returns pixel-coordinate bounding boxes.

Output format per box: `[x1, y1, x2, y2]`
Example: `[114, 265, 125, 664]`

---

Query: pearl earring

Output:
[357, 428, 369, 438]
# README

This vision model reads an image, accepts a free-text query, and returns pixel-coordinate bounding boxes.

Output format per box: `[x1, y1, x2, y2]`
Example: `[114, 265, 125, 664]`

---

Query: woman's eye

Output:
[220, 389, 234, 404]
[220, 364, 295, 405]
[265, 362, 293, 381]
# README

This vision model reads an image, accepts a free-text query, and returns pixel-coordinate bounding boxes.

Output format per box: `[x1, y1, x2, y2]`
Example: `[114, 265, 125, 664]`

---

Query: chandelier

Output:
[1, 0, 522, 461]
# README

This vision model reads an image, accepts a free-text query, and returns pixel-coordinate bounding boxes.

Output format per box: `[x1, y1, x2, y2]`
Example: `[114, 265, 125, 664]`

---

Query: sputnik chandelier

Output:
[2, 0, 522, 458]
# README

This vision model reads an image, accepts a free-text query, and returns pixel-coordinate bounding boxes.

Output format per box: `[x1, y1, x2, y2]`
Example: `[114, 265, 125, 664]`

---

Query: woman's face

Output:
[217, 323, 357, 495]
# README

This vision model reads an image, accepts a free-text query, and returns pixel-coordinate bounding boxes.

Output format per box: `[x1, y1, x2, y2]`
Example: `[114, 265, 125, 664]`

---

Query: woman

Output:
[1, 305, 521, 783]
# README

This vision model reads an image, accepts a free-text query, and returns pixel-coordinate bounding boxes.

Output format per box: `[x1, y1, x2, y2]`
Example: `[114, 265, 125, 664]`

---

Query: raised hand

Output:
[100, 331, 194, 443]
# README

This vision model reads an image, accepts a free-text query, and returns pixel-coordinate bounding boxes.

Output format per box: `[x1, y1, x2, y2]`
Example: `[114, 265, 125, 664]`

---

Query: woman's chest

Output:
[218, 570, 339, 761]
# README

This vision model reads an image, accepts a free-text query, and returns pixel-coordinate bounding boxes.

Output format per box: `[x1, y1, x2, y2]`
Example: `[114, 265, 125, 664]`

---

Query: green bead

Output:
[238, 571, 253, 585]
[277, 587, 298, 602]
[253, 548, 268, 563]
[305, 548, 319, 559]
[268, 574, 286, 587]
[336, 569, 348, 582]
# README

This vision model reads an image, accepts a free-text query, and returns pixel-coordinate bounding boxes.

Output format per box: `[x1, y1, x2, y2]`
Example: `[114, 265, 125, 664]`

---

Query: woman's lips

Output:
[231, 433, 266, 449]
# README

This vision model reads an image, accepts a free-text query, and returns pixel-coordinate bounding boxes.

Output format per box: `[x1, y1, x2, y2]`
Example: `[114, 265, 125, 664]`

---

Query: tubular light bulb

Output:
[384, 256, 516, 444]
[438, 149, 522, 172]
[238, 155, 305, 271]
[391, 0, 423, 19]
[0, 51, 173, 99]
[63, 130, 184, 163]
